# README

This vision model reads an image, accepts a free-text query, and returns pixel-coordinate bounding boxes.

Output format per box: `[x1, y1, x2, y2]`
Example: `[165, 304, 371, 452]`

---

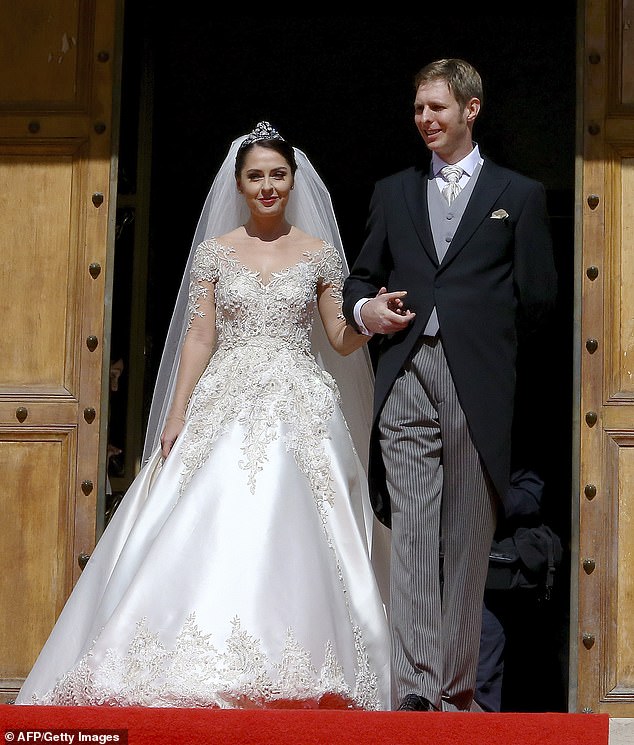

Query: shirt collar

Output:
[432, 143, 482, 178]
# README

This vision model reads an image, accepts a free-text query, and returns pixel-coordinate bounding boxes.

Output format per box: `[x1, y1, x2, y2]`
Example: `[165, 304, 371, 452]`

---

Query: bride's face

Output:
[236, 145, 294, 219]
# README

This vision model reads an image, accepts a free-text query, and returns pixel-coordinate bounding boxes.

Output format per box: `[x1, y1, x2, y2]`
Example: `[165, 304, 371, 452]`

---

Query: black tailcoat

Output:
[343, 158, 557, 527]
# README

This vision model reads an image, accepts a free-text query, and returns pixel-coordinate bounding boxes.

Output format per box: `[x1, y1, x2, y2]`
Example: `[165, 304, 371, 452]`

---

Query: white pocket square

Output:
[491, 209, 509, 220]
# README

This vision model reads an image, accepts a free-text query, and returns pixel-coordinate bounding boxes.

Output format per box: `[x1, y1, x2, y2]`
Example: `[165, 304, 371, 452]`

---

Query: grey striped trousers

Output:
[378, 335, 497, 711]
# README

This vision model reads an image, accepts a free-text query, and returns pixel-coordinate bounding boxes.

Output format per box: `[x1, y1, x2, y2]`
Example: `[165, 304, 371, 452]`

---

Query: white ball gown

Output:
[16, 238, 391, 710]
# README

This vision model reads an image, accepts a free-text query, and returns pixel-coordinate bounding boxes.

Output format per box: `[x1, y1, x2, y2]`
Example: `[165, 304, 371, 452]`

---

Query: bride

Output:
[15, 122, 392, 710]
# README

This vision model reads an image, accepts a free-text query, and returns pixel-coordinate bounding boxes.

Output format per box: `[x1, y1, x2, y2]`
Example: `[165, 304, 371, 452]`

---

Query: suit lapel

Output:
[440, 161, 511, 267]
[400, 160, 511, 268]
[402, 168, 438, 266]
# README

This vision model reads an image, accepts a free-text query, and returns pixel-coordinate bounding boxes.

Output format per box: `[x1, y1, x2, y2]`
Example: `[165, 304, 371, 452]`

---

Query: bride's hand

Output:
[161, 415, 185, 459]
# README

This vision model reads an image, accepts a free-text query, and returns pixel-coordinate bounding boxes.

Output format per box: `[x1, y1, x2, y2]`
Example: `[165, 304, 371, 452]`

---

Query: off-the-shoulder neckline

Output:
[199, 237, 334, 287]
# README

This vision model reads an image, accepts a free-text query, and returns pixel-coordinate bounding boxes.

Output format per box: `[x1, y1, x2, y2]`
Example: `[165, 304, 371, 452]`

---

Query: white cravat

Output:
[440, 165, 464, 205]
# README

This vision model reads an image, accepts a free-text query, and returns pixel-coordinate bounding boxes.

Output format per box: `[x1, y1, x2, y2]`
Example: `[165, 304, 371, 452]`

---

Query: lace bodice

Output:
[178, 238, 349, 501]
[188, 237, 344, 355]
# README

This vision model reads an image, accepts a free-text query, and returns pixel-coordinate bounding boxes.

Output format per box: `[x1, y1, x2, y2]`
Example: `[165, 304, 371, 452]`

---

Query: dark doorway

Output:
[113, 8, 578, 713]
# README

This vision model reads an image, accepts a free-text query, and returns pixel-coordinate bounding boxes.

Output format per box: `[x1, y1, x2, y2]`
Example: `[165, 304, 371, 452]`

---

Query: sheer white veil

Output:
[142, 131, 376, 474]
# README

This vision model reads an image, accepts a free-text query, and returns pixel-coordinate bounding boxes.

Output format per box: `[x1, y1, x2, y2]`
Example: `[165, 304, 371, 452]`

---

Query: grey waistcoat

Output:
[423, 161, 483, 336]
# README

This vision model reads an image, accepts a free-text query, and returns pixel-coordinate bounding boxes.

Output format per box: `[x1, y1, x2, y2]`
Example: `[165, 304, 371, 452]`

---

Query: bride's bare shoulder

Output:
[290, 226, 327, 251]
[214, 227, 244, 248]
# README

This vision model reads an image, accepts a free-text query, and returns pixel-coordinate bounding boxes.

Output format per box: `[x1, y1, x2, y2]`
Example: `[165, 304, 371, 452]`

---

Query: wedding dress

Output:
[15, 237, 391, 710]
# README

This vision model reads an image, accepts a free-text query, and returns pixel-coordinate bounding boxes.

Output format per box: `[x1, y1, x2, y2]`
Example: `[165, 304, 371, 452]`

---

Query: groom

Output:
[343, 58, 557, 712]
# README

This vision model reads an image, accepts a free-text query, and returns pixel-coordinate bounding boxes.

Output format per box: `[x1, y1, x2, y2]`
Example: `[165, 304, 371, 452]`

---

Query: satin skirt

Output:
[15, 407, 391, 710]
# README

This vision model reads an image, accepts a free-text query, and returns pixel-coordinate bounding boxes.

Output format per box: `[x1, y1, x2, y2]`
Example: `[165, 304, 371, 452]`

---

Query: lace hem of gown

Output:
[28, 613, 381, 710]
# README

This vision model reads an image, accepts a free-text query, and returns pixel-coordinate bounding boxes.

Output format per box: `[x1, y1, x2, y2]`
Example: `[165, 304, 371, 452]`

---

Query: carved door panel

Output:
[0, 0, 120, 701]
[576, 0, 634, 716]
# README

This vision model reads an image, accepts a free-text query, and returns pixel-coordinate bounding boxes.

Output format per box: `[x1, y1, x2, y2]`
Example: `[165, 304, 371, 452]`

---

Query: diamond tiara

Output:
[239, 121, 284, 148]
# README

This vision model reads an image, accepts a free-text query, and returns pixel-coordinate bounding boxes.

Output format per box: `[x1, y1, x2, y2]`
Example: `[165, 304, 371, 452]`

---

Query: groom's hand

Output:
[360, 287, 415, 335]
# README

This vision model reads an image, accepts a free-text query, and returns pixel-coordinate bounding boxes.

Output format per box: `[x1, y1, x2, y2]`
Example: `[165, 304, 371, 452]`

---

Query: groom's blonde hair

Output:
[414, 58, 483, 110]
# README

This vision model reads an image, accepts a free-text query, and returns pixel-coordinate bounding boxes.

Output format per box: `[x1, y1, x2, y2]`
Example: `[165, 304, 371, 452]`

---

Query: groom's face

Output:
[414, 79, 480, 164]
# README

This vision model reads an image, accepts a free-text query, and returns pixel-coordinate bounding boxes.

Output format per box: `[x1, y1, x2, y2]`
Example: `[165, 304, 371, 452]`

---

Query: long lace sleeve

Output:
[187, 239, 220, 329]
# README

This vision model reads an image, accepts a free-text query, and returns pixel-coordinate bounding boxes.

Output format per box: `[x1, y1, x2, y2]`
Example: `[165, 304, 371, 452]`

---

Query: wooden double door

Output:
[2, 0, 634, 717]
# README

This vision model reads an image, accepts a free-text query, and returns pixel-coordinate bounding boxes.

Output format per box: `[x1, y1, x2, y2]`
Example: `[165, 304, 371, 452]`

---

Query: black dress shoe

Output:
[397, 694, 438, 711]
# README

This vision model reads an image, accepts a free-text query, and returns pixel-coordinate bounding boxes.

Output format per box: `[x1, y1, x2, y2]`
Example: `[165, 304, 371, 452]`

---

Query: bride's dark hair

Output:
[234, 138, 298, 179]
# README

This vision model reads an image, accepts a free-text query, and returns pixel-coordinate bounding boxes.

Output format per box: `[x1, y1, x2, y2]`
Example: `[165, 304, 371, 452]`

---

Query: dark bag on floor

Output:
[486, 524, 563, 599]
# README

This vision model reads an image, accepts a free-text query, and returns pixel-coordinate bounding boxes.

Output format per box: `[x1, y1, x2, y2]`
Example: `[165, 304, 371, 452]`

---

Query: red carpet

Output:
[0, 706, 609, 745]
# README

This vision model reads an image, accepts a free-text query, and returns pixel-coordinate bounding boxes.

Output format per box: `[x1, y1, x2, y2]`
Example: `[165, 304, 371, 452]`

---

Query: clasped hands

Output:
[361, 287, 415, 335]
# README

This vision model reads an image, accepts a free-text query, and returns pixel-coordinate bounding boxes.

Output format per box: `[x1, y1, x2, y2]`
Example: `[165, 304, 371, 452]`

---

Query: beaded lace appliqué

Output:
[34, 613, 380, 709]
[178, 239, 345, 513]
[26, 239, 385, 712]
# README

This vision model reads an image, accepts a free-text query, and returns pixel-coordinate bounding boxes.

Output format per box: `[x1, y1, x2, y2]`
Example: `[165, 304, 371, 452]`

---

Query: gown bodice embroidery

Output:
[179, 238, 347, 508]
[189, 237, 344, 353]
